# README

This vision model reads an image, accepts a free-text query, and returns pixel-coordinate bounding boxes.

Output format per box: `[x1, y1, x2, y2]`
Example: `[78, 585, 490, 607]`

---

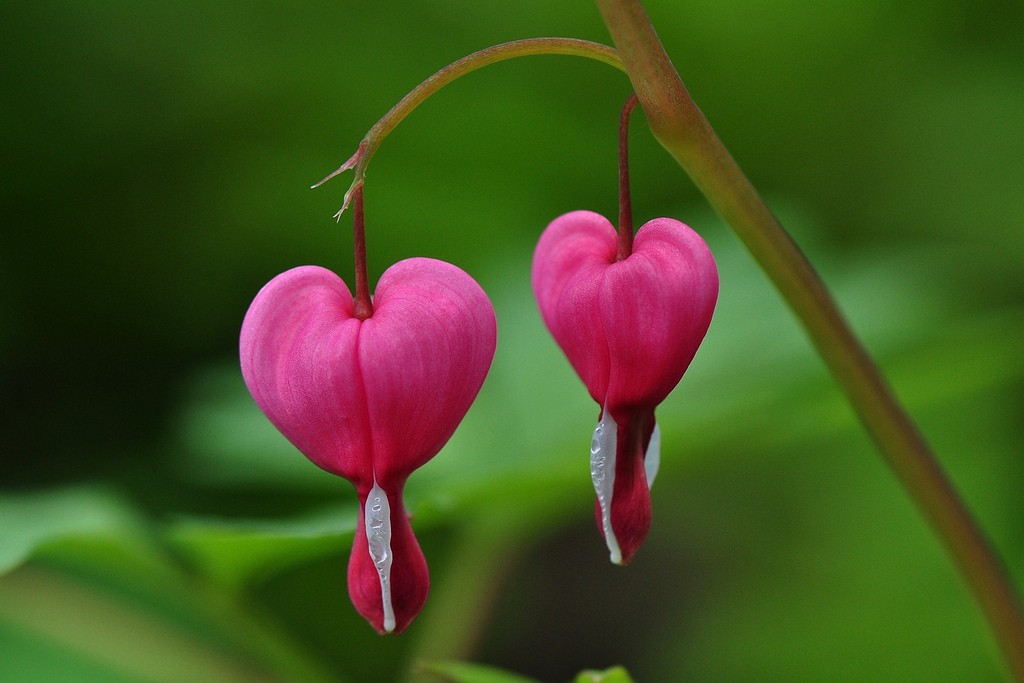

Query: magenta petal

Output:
[601, 217, 718, 416]
[240, 266, 370, 484]
[533, 211, 718, 563]
[533, 210, 717, 420]
[531, 211, 617, 404]
[358, 258, 498, 489]
[240, 258, 496, 633]
[240, 260, 496, 489]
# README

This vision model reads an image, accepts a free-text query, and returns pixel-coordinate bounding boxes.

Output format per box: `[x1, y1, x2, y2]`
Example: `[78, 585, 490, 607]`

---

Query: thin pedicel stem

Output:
[313, 38, 624, 217]
[617, 92, 639, 261]
[351, 184, 373, 320]
[596, 0, 1024, 678]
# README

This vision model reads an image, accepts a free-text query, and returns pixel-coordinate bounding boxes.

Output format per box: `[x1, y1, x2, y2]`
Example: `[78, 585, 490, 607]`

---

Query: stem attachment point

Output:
[617, 92, 640, 261]
[351, 184, 374, 320]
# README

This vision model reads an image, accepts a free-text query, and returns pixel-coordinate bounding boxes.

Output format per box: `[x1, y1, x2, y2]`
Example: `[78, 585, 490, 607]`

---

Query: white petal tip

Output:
[365, 481, 396, 636]
[592, 409, 622, 567]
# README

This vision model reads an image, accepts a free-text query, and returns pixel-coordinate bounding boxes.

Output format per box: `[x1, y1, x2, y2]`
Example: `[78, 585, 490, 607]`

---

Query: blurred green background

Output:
[2, 1, 1023, 681]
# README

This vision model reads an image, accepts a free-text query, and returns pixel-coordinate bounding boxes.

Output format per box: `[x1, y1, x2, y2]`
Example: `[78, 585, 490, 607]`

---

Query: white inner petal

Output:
[591, 409, 622, 565]
[364, 480, 396, 633]
[645, 421, 661, 487]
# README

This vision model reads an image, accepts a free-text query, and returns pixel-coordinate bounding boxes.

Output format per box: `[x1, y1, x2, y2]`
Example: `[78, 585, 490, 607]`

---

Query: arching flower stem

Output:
[313, 38, 625, 217]
[617, 92, 639, 261]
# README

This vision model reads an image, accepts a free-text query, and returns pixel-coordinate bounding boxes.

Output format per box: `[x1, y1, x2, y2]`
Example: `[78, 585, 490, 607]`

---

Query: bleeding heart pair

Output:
[239, 209, 715, 635]
[240, 94, 717, 635]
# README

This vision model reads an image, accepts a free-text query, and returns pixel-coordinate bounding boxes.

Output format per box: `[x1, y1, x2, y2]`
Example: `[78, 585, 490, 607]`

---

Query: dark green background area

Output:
[1, 1, 1023, 681]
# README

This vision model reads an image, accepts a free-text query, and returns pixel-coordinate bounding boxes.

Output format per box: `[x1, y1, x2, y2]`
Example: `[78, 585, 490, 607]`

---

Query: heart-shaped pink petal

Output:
[533, 211, 717, 416]
[533, 210, 718, 564]
[240, 258, 496, 633]
[240, 259, 496, 491]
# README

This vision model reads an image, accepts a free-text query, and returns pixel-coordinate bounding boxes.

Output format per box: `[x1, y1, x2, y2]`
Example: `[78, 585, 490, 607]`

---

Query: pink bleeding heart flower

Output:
[240, 258, 496, 634]
[532, 210, 718, 565]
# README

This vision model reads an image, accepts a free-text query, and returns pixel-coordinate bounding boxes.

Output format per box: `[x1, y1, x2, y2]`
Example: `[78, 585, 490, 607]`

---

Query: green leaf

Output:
[0, 488, 340, 682]
[166, 504, 359, 589]
[0, 566, 288, 683]
[573, 666, 635, 683]
[0, 486, 159, 578]
[0, 614, 137, 683]
[417, 660, 541, 683]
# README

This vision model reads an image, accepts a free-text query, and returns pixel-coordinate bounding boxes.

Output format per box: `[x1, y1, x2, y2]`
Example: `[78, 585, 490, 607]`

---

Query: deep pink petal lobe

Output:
[240, 266, 372, 485]
[532, 211, 616, 404]
[602, 218, 718, 417]
[348, 485, 428, 635]
[359, 258, 498, 489]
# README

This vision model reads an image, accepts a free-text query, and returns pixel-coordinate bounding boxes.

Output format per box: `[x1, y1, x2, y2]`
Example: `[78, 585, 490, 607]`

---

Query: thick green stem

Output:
[595, 0, 1024, 677]
[314, 38, 624, 217]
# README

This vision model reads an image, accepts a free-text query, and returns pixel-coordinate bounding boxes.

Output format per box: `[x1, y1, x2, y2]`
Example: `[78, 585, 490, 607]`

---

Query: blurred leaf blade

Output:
[573, 666, 634, 683]
[0, 486, 162, 579]
[0, 555, 343, 683]
[0, 566, 283, 683]
[167, 504, 359, 590]
[417, 660, 541, 683]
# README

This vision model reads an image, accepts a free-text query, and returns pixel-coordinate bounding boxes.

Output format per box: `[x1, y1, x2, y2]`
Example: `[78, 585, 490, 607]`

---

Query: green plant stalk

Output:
[595, 0, 1024, 677]
[400, 510, 532, 682]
